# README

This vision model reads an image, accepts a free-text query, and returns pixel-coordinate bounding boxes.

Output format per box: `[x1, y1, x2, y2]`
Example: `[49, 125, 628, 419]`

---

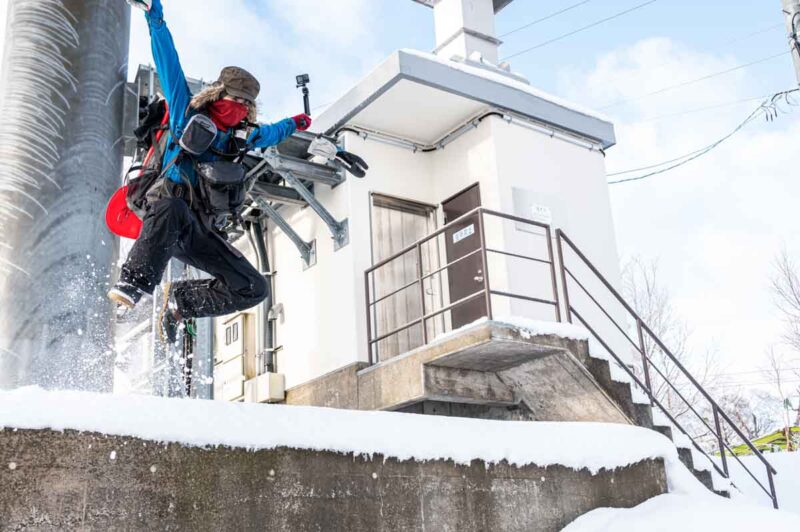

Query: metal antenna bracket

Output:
[251, 196, 317, 269]
[281, 171, 350, 251]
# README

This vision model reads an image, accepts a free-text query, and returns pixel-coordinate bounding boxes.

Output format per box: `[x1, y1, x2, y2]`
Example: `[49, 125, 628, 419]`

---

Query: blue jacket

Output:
[145, 1, 296, 185]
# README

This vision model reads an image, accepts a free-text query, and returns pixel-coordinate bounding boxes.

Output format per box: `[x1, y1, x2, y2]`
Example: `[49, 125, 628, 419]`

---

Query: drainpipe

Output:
[249, 221, 276, 373]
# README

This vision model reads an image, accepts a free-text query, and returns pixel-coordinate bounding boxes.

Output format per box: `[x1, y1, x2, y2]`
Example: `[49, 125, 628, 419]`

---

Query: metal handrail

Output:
[556, 228, 779, 509]
[361, 208, 778, 506]
[571, 309, 731, 482]
[365, 208, 559, 363]
[366, 207, 553, 274]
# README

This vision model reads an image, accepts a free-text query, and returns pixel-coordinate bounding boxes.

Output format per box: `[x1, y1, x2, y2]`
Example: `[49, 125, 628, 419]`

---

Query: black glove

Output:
[335, 150, 369, 178]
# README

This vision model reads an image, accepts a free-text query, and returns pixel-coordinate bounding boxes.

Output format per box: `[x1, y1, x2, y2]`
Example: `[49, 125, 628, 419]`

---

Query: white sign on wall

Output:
[453, 224, 475, 244]
[530, 204, 553, 225]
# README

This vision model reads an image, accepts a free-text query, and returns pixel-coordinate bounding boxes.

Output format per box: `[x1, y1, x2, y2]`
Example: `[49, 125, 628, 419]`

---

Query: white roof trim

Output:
[315, 50, 616, 149]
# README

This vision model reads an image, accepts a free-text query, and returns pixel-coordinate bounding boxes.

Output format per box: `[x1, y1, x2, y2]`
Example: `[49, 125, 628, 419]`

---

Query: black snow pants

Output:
[120, 196, 268, 319]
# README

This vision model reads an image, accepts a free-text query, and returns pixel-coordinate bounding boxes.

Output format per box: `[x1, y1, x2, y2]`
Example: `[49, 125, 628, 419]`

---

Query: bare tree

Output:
[622, 257, 719, 434]
[769, 249, 800, 429]
[716, 389, 781, 442]
[762, 347, 800, 435]
[772, 249, 800, 352]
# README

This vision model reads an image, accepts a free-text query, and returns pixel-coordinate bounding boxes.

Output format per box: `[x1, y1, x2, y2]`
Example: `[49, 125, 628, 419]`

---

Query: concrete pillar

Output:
[431, 0, 503, 63]
[0, 0, 131, 391]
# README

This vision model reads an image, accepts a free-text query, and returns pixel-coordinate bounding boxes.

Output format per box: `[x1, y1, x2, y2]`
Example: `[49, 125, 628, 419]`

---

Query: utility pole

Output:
[781, 0, 800, 84]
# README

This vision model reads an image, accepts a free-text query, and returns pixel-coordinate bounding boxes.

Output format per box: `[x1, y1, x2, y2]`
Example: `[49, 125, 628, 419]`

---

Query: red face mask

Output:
[208, 99, 249, 129]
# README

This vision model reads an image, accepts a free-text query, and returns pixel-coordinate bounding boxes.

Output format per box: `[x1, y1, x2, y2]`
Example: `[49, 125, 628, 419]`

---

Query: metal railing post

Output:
[546, 226, 561, 322]
[477, 210, 493, 320]
[767, 468, 779, 509]
[365, 271, 374, 365]
[713, 406, 729, 477]
[417, 243, 428, 344]
[555, 230, 572, 323]
[636, 319, 654, 406]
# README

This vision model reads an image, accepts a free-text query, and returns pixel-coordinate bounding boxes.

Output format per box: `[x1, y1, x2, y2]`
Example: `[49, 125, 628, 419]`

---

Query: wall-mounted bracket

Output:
[264, 149, 344, 187]
[281, 171, 350, 251]
[251, 196, 317, 269]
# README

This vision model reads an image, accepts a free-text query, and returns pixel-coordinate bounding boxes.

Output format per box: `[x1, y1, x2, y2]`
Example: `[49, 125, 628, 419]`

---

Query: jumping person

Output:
[108, 0, 312, 342]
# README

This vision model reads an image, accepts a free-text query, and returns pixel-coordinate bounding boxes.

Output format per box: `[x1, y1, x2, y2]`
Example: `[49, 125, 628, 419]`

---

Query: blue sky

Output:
[2, 1, 798, 389]
[236, 0, 795, 119]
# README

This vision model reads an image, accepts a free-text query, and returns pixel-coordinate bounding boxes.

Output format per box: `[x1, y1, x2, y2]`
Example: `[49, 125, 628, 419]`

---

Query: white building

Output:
[208, 0, 630, 404]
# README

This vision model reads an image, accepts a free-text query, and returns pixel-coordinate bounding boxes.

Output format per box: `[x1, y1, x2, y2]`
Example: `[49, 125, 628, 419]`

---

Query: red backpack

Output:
[105, 100, 170, 239]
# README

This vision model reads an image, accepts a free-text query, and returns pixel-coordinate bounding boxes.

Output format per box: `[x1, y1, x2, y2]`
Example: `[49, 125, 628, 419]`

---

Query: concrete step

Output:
[652, 415, 734, 499]
[281, 319, 732, 503]
[652, 424, 673, 440]
[579, 356, 653, 428]
[694, 469, 716, 492]
[287, 322, 631, 424]
[677, 447, 695, 470]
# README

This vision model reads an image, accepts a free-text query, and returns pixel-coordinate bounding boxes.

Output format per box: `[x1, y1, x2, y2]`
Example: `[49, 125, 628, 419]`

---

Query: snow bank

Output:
[492, 315, 590, 342]
[723, 452, 800, 516]
[1, 386, 679, 477]
[432, 316, 590, 344]
[562, 493, 800, 531]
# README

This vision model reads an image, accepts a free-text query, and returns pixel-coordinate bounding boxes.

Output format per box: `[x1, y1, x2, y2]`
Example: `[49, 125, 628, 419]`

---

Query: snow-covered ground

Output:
[722, 451, 800, 516]
[563, 492, 800, 531]
[1, 386, 674, 475]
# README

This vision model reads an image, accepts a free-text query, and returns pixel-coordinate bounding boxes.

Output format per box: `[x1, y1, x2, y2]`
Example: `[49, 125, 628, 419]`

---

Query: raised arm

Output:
[145, 0, 192, 133]
[250, 118, 297, 149]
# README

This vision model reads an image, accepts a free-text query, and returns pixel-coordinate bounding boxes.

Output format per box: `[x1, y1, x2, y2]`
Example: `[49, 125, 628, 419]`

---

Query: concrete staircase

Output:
[285, 320, 732, 498]
[569, 339, 732, 498]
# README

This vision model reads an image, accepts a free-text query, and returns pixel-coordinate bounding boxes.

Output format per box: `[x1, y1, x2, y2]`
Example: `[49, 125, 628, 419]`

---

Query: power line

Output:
[600, 50, 791, 111]
[709, 379, 800, 388]
[636, 95, 774, 123]
[598, 23, 785, 93]
[500, 0, 593, 38]
[723, 22, 784, 47]
[501, 0, 659, 61]
[714, 367, 800, 377]
[607, 88, 800, 184]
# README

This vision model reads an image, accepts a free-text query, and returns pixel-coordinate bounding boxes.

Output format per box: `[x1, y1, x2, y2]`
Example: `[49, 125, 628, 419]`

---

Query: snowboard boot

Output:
[158, 282, 181, 344]
[108, 282, 144, 321]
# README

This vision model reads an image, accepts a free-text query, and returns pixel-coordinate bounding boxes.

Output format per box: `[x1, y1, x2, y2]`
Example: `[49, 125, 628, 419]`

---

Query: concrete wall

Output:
[0, 428, 667, 531]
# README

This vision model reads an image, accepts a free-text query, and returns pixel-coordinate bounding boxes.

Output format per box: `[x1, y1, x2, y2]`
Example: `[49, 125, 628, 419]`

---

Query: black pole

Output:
[303, 87, 311, 116]
[251, 221, 275, 373]
[296, 73, 311, 116]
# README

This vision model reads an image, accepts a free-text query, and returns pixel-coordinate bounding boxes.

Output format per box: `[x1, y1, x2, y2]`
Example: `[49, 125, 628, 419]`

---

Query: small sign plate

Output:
[453, 224, 475, 244]
[530, 204, 553, 225]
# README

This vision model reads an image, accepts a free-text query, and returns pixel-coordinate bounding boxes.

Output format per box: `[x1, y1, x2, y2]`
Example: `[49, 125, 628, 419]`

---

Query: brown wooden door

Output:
[371, 194, 438, 360]
[442, 184, 486, 328]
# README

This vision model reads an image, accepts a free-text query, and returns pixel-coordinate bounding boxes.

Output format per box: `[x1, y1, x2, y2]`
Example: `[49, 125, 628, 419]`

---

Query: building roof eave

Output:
[315, 50, 616, 150]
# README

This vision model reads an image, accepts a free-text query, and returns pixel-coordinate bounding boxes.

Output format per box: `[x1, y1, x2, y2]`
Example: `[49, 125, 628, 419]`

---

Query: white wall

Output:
[268, 177, 357, 388]
[268, 112, 632, 390]
[490, 117, 634, 365]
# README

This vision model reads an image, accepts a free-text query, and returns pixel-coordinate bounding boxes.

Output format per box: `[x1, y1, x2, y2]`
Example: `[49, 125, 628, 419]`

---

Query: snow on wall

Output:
[1, 386, 681, 478]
